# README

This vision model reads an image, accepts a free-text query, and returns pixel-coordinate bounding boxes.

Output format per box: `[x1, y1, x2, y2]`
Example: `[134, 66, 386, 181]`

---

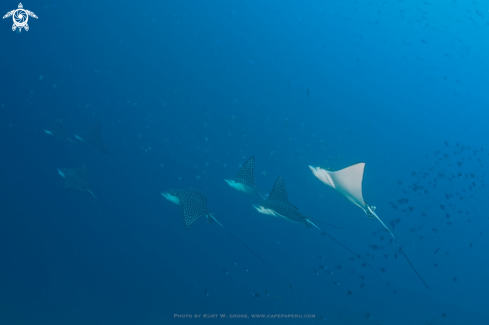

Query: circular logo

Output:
[13, 9, 27, 27]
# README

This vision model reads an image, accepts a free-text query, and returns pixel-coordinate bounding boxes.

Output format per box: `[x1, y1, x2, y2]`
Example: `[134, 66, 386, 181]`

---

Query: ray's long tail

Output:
[308, 218, 344, 229]
[209, 214, 282, 278]
[307, 219, 376, 274]
[87, 190, 136, 241]
[367, 206, 431, 291]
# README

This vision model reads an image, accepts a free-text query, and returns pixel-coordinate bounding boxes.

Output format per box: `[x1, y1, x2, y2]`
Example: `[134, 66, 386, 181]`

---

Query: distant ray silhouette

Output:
[44, 118, 99, 159]
[43, 118, 73, 143]
[76, 121, 108, 154]
[225, 156, 268, 200]
[57, 165, 125, 233]
[162, 188, 281, 277]
[253, 175, 375, 273]
[75, 122, 132, 174]
[309, 163, 430, 290]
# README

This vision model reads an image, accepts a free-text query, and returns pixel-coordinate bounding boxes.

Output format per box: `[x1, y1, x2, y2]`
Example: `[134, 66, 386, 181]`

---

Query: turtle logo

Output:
[3, 3, 37, 32]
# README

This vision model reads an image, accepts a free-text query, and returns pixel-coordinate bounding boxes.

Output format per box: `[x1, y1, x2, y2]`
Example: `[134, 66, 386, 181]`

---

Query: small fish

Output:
[347, 290, 352, 295]
[434, 248, 440, 254]
[253, 293, 260, 298]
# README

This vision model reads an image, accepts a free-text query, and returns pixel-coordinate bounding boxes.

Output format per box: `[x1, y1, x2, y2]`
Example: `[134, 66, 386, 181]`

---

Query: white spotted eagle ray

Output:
[162, 188, 281, 277]
[309, 163, 430, 290]
[252, 175, 374, 272]
[225, 156, 268, 200]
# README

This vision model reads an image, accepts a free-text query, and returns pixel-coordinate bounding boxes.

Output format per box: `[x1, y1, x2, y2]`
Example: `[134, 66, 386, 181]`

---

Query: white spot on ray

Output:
[57, 168, 65, 178]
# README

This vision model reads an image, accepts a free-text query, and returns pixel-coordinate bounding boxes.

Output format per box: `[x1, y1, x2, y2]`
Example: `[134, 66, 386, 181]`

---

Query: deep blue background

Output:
[1, 0, 488, 324]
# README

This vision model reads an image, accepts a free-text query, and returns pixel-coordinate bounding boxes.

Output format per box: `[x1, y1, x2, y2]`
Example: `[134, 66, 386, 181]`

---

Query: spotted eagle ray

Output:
[225, 156, 268, 200]
[309, 163, 430, 290]
[252, 175, 374, 271]
[161, 188, 280, 277]
[74, 122, 108, 154]
[75, 122, 131, 174]
[43, 118, 73, 143]
[44, 118, 99, 159]
[57, 164, 126, 232]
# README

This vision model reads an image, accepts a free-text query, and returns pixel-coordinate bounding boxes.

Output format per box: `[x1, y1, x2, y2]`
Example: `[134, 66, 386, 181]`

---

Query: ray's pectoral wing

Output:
[82, 122, 108, 153]
[311, 163, 367, 211]
[182, 200, 202, 229]
[235, 156, 256, 185]
[3, 10, 14, 19]
[64, 165, 90, 192]
[268, 175, 289, 203]
[179, 188, 210, 229]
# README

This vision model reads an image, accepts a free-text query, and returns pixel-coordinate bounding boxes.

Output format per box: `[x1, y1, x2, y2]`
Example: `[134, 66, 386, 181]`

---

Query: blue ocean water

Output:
[1, 0, 488, 324]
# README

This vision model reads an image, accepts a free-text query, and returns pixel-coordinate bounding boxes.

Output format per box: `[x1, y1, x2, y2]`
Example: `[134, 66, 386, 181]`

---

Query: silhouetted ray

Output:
[75, 122, 134, 175]
[44, 118, 99, 160]
[310, 163, 430, 290]
[75, 121, 108, 154]
[225, 156, 268, 199]
[162, 188, 280, 277]
[253, 175, 374, 272]
[57, 165, 126, 233]
[43, 118, 73, 143]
